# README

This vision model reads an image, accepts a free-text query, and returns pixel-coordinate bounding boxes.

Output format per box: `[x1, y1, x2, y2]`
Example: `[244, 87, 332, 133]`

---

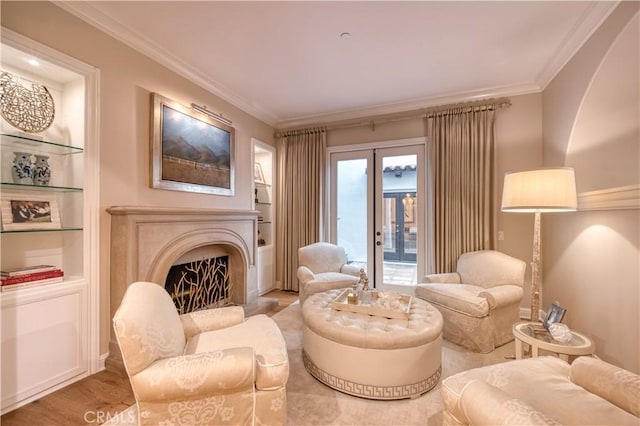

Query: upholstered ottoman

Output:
[301, 288, 443, 400]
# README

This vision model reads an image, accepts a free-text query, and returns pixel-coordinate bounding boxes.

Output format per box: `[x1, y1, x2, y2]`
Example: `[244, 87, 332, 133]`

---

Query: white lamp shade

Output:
[501, 167, 577, 212]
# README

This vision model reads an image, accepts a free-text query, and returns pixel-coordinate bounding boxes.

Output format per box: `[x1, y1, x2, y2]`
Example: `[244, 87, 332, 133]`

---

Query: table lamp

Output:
[501, 167, 577, 322]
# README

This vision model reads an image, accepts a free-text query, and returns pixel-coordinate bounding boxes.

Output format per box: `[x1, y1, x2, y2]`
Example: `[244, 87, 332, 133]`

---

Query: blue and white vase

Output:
[33, 154, 51, 186]
[11, 152, 33, 184]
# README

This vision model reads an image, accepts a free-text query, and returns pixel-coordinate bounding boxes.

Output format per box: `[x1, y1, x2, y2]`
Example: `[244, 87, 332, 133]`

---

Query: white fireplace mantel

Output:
[105, 205, 259, 371]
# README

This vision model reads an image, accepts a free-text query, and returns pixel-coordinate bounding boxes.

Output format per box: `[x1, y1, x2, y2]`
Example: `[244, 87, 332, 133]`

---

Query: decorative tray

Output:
[330, 288, 412, 319]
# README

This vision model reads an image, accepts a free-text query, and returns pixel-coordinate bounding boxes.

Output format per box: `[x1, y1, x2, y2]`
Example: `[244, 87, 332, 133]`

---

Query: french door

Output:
[329, 141, 425, 288]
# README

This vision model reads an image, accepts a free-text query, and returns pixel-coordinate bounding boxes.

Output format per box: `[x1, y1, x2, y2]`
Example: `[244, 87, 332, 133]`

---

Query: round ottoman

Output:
[301, 288, 443, 400]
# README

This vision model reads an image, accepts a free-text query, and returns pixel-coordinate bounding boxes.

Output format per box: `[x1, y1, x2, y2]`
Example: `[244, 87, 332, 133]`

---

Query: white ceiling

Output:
[57, 1, 617, 128]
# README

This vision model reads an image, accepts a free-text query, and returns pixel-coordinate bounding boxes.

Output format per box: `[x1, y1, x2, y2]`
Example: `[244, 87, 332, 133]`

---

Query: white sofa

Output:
[113, 281, 289, 425]
[297, 242, 361, 304]
[442, 356, 640, 425]
[415, 250, 525, 352]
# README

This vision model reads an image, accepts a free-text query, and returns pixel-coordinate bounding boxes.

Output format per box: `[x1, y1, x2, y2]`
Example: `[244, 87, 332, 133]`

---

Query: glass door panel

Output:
[375, 149, 422, 287]
[331, 151, 373, 279]
[330, 143, 424, 289]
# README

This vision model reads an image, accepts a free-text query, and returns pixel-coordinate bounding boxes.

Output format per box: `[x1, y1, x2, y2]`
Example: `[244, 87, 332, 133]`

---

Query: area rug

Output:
[105, 302, 514, 425]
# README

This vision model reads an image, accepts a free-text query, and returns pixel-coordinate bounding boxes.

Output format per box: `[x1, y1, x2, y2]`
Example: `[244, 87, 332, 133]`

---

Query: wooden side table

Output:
[512, 322, 595, 362]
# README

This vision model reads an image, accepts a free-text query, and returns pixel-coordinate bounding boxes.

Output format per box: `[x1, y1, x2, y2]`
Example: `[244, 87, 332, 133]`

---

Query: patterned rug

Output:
[106, 301, 514, 425]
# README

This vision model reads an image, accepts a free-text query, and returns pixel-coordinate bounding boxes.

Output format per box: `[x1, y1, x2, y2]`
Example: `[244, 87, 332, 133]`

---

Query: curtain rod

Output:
[275, 97, 511, 137]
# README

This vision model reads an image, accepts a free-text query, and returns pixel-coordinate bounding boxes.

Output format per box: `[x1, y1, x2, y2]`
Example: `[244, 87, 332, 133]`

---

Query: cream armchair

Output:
[297, 242, 361, 304]
[415, 250, 526, 352]
[442, 356, 640, 425]
[113, 281, 289, 426]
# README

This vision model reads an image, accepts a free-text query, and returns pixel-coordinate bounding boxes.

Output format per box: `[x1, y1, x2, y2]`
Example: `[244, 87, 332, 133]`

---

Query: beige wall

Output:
[1, 1, 276, 355]
[542, 3, 639, 373]
[494, 94, 543, 310]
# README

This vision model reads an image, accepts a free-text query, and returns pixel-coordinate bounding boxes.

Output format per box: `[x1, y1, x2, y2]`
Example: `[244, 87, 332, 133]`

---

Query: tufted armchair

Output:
[297, 242, 361, 304]
[415, 250, 526, 352]
[113, 281, 289, 426]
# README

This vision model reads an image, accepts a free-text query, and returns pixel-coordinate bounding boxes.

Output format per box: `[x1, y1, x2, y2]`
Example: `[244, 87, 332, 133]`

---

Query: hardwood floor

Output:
[0, 290, 298, 426]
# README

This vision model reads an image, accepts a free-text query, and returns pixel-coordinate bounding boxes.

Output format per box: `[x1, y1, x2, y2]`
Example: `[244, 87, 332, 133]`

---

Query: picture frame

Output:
[1, 193, 61, 231]
[151, 93, 235, 195]
[254, 162, 265, 184]
[543, 302, 566, 330]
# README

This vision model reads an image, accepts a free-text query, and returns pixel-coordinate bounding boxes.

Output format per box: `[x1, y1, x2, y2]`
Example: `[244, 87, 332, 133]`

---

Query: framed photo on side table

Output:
[543, 302, 566, 330]
[1, 193, 61, 231]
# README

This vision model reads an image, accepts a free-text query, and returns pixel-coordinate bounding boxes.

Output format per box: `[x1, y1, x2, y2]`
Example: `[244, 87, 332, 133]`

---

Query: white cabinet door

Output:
[1, 284, 87, 413]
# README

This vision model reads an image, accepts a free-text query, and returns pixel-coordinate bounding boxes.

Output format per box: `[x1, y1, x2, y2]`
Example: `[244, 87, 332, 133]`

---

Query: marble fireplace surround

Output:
[105, 206, 259, 371]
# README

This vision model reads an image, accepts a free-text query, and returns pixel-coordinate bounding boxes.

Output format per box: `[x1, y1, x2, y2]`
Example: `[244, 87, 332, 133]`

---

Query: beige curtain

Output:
[427, 106, 498, 273]
[276, 127, 326, 292]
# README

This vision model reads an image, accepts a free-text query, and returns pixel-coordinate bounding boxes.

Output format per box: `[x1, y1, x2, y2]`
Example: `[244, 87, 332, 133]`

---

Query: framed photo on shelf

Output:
[543, 302, 566, 330]
[151, 93, 235, 195]
[1, 193, 61, 231]
[254, 162, 265, 184]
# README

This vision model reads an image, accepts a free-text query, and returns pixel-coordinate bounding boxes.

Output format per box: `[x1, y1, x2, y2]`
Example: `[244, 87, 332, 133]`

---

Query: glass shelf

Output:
[1, 182, 83, 192]
[1, 133, 83, 155]
[256, 201, 272, 206]
[258, 221, 272, 225]
[1, 227, 83, 234]
[255, 181, 271, 187]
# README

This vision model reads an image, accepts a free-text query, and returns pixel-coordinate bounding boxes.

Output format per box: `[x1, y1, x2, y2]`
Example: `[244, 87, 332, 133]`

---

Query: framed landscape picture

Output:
[1, 193, 61, 231]
[151, 93, 235, 195]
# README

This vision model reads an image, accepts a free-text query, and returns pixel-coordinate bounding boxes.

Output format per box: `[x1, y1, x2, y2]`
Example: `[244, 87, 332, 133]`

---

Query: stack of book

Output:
[1, 265, 64, 292]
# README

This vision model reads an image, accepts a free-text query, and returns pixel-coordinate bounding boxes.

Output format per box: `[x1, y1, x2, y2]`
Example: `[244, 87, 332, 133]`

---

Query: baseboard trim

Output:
[98, 352, 108, 371]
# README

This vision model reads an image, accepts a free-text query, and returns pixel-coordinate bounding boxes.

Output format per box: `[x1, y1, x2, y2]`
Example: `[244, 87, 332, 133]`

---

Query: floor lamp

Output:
[501, 167, 577, 322]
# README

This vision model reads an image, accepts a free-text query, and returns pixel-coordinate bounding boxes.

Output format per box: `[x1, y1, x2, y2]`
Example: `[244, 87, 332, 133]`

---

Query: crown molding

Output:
[54, 1, 614, 130]
[54, 1, 280, 127]
[578, 184, 640, 211]
[275, 82, 541, 129]
[537, 1, 619, 90]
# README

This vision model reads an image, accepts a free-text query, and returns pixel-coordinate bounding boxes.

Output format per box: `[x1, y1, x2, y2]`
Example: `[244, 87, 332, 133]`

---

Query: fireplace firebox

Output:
[165, 255, 232, 314]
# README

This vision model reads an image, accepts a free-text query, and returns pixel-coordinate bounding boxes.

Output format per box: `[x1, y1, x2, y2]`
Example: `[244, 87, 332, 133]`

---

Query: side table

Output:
[512, 322, 595, 362]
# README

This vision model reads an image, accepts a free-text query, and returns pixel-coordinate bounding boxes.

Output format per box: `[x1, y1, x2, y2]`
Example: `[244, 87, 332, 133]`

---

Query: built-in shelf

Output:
[0, 277, 85, 298]
[1, 227, 83, 234]
[0, 31, 98, 415]
[1, 133, 83, 155]
[253, 139, 276, 295]
[0, 182, 83, 192]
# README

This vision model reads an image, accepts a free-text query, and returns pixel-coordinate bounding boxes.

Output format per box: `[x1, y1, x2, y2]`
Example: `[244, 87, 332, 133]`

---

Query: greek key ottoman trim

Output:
[302, 349, 441, 400]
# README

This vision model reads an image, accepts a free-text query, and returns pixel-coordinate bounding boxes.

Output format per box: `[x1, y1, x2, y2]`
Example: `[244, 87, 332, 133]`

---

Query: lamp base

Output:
[530, 211, 542, 322]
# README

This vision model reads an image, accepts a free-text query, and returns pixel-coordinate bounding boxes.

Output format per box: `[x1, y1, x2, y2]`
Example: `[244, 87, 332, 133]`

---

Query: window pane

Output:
[336, 158, 367, 265]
